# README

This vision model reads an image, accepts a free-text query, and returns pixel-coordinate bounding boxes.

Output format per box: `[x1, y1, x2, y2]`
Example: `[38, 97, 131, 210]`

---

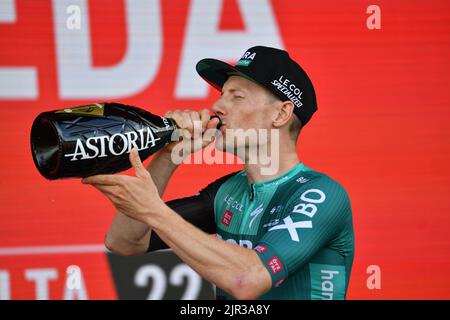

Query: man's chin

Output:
[215, 138, 247, 156]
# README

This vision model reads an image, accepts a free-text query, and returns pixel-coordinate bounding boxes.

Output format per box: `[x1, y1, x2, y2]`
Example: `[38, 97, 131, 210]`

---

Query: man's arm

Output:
[104, 150, 178, 256]
[86, 148, 352, 299]
[146, 176, 352, 299]
[147, 170, 238, 252]
[84, 149, 272, 299]
[104, 109, 219, 256]
[149, 206, 273, 300]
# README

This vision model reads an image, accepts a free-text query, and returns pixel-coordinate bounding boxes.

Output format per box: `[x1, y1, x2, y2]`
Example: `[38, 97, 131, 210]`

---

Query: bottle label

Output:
[64, 127, 161, 161]
[56, 103, 105, 116]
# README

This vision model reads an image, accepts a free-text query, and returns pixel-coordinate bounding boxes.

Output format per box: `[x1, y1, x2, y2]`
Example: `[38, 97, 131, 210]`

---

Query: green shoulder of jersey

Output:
[213, 163, 355, 300]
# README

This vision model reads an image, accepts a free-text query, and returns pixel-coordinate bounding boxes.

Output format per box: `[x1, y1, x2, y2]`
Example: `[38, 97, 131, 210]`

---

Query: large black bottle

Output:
[31, 102, 184, 180]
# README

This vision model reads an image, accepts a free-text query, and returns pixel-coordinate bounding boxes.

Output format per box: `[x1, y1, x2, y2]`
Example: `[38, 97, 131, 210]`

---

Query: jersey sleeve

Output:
[253, 176, 351, 287]
[147, 171, 239, 252]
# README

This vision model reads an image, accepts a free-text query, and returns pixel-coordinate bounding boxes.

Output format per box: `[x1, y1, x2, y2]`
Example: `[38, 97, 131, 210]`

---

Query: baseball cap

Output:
[196, 46, 317, 125]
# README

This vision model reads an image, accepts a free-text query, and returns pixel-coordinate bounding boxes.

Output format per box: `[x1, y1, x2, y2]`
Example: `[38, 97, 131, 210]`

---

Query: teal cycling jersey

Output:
[148, 162, 354, 300]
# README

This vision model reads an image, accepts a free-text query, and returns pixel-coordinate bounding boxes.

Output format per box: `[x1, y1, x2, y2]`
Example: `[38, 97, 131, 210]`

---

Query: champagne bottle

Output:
[30, 102, 220, 180]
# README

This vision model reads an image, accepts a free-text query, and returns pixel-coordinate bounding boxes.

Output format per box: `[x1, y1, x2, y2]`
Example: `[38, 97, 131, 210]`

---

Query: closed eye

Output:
[221, 88, 246, 99]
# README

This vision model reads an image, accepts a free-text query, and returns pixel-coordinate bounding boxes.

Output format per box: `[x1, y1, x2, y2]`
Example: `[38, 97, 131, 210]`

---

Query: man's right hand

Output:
[104, 109, 220, 256]
[161, 109, 220, 158]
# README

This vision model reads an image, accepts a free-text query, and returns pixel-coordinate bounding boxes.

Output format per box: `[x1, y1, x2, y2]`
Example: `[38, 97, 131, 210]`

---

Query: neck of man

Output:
[243, 134, 300, 184]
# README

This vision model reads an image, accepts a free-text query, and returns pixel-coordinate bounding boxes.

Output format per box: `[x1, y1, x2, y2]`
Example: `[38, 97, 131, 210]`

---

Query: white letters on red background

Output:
[0, 0, 38, 99]
[0, 267, 88, 300]
[25, 268, 58, 300]
[176, 0, 283, 98]
[53, 0, 162, 99]
[0, 0, 282, 100]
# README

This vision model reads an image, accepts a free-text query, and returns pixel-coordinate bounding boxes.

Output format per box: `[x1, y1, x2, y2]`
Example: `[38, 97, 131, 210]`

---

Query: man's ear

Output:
[272, 101, 295, 128]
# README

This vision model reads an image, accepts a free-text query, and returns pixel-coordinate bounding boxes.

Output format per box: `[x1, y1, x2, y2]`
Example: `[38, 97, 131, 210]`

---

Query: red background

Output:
[0, 0, 449, 299]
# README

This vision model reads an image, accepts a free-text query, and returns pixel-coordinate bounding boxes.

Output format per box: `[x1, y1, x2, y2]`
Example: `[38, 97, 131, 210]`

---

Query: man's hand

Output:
[162, 109, 220, 156]
[82, 148, 164, 227]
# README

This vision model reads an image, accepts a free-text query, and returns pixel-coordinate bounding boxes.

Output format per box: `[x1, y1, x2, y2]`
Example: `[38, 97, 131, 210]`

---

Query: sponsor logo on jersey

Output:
[263, 176, 289, 187]
[319, 269, 340, 300]
[223, 194, 244, 212]
[263, 219, 280, 229]
[254, 245, 268, 254]
[269, 205, 283, 215]
[268, 188, 327, 241]
[221, 210, 234, 226]
[248, 203, 264, 229]
[292, 188, 326, 218]
[274, 277, 286, 287]
[267, 256, 283, 275]
[268, 216, 312, 242]
[310, 264, 346, 300]
[216, 234, 253, 249]
[296, 176, 309, 183]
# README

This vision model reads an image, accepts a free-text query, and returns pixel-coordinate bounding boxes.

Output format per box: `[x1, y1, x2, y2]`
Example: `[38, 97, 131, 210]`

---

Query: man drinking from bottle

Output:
[82, 46, 355, 300]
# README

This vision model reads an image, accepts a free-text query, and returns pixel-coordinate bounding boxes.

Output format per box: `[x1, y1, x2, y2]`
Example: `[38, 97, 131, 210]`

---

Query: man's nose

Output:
[211, 97, 227, 117]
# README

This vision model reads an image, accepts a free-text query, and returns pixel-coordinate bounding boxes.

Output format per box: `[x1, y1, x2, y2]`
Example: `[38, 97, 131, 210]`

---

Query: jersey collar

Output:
[249, 162, 305, 190]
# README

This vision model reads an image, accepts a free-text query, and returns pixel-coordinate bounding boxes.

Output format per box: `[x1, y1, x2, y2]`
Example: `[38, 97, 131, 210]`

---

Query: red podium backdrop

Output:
[0, 0, 449, 299]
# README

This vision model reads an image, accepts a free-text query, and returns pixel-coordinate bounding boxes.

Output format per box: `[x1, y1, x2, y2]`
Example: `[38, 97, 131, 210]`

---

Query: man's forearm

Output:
[146, 149, 179, 196]
[106, 150, 179, 254]
[149, 205, 272, 299]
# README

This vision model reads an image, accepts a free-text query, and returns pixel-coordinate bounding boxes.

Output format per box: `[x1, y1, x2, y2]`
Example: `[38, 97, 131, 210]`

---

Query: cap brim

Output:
[196, 58, 255, 91]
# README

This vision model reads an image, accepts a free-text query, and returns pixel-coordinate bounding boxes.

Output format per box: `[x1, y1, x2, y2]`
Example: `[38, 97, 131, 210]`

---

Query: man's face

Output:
[211, 75, 278, 153]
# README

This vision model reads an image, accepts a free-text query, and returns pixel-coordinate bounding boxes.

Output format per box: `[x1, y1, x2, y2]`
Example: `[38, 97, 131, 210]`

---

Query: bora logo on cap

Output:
[236, 51, 256, 66]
